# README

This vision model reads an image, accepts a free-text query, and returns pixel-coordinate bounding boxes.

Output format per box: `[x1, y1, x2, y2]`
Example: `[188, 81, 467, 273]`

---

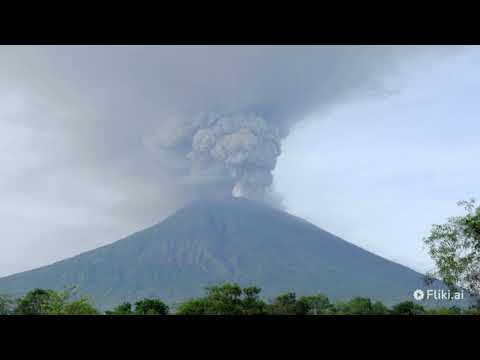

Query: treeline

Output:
[1, 283, 479, 315]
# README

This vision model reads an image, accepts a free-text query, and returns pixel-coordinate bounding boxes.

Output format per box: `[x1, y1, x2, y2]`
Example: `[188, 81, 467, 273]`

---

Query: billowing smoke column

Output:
[2, 46, 448, 217]
[155, 112, 282, 203]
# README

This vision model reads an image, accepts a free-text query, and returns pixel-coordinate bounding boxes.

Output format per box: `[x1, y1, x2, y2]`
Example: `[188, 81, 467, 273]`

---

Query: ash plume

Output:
[0, 45, 458, 217]
[149, 112, 282, 203]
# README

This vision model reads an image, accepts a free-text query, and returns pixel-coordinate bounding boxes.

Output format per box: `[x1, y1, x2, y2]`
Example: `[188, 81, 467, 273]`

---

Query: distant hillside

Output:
[0, 197, 473, 309]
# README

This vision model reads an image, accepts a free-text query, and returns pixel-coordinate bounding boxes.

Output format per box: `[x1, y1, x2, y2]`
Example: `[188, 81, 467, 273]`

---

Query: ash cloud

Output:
[145, 112, 282, 205]
[0, 45, 458, 221]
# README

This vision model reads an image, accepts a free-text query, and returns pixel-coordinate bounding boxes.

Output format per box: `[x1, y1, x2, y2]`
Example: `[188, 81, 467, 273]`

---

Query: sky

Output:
[0, 45, 478, 277]
[275, 46, 480, 273]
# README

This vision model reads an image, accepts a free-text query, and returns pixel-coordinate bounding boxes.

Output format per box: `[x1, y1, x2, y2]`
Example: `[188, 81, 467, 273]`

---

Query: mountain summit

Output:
[0, 198, 460, 309]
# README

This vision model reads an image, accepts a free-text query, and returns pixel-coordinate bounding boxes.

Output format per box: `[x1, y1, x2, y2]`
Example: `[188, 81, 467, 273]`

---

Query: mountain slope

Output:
[0, 198, 469, 309]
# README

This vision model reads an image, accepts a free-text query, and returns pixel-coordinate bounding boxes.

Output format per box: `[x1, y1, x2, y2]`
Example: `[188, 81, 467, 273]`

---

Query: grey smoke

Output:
[0, 46, 460, 226]
[145, 111, 282, 204]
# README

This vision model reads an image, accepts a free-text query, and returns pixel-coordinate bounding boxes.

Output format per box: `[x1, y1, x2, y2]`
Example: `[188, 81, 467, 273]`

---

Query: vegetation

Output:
[424, 199, 480, 303]
[13, 286, 99, 315]
[105, 299, 169, 315]
[335, 297, 391, 315]
[391, 301, 427, 315]
[1, 283, 478, 315]
[0, 293, 15, 315]
[177, 284, 267, 315]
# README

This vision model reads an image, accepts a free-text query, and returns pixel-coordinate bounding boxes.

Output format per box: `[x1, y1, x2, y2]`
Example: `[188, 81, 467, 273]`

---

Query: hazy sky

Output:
[0, 45, 477, 277]
[275, 46, 480, 273]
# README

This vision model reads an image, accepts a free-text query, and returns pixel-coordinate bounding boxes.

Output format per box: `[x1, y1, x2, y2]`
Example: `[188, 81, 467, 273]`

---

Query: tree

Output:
[134, 299, 169, 315]
[335, 297, 375, 315]
[176, 298, 210, 315]
[105, 302, 134, 315]
[0, 294, 15, 315]
[391, 301, 426, 315]
[14, 288, 53, 315]
[424, 199, 480, 301]
[42, 286, 99, 315]
[241, 286, 268, 315]
[14, 287, 99, 315]
[176, 283, 268, 315]
[203, 283, 243, 314]
[296, 294, 334, 315]
[105, 299, 169, 315]
[333, 297, 389, 315]
[370, 301, 391, 315]
[428, 306, 463, 315]
[61, 298, 100, 315]
[463, 306, 480, 315]
[268, 292, 298, 314]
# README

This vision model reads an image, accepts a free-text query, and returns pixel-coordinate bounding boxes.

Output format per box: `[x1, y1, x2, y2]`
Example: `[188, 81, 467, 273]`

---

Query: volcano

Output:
[0, 198, 465, 309]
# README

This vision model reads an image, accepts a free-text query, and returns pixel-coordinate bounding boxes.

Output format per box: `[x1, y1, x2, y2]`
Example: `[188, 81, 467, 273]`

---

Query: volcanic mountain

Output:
[0, 198, 466, 309]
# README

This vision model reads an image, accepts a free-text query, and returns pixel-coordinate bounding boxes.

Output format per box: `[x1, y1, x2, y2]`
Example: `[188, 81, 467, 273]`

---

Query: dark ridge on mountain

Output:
[0, 197, 473, 309]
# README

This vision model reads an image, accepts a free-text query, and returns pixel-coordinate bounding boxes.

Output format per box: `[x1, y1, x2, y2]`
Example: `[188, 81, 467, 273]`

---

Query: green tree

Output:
[427, 306, 463, 315]
[134, 299, 169, 315]
[0, 294, 15, 315]
[105, 302, 134, 315]
[61, 298, 99, 315]
[269, 292, 298, 314]
[241, 286, 268, 315]
[176, 283, 267, 315]
[43, 286, 99, 315]
[176, 298, 210, 315]
[335, 297, 375, 315]
[14, 288, 53, 315]
[391, 301, 426, 315]
[203, 283, 243, 314]
[371, 301, 391, 315]
[49, 288, 98, 315]
[463, 306, 480, 315]
[424, 199, 480, 301]
[296, 294, 334, 315]
[14, 287, 99, 315]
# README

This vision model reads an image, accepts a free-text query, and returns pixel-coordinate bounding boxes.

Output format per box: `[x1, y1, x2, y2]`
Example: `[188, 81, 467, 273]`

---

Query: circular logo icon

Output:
[413, 289, 425, 300]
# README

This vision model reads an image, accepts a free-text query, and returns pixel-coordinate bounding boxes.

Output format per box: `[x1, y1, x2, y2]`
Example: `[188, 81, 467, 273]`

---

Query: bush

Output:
[134, 299, 169, 315]
[0, 294, 15, 315]
[177, 283, 267, 315]
[391, 301, 426, 315]
[14, 287, 99, 315]
[5, 283, 480, 315]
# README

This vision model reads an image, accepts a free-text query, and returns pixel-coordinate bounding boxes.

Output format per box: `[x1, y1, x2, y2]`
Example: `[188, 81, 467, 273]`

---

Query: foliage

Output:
[370, 301, 391, 315]
[177, 283, 267, 315]
[2, 282, 479, 315]
[268, 292, 299, 314]
[104, 299, 169, 315]
[0, 294, 15, 315]
[424, 199, 480, 298]
[14, 286, 99, 315]
[43, 287, 99, 315]
[462, 306, 480, 315]
[134, 298, 169, 315]
[297, 294, 335, 315]
[176, 298, 210, 315]
[240, 286, 268, 314]
[61, 298, 100, 315]
[426, 306, 463, 315]
[15, 288, 54, 315]
[391, 301, 426, 315]
[268, 292, 335, 315]
[105, 302, 134, 315]
[336, 297, 375, 315]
